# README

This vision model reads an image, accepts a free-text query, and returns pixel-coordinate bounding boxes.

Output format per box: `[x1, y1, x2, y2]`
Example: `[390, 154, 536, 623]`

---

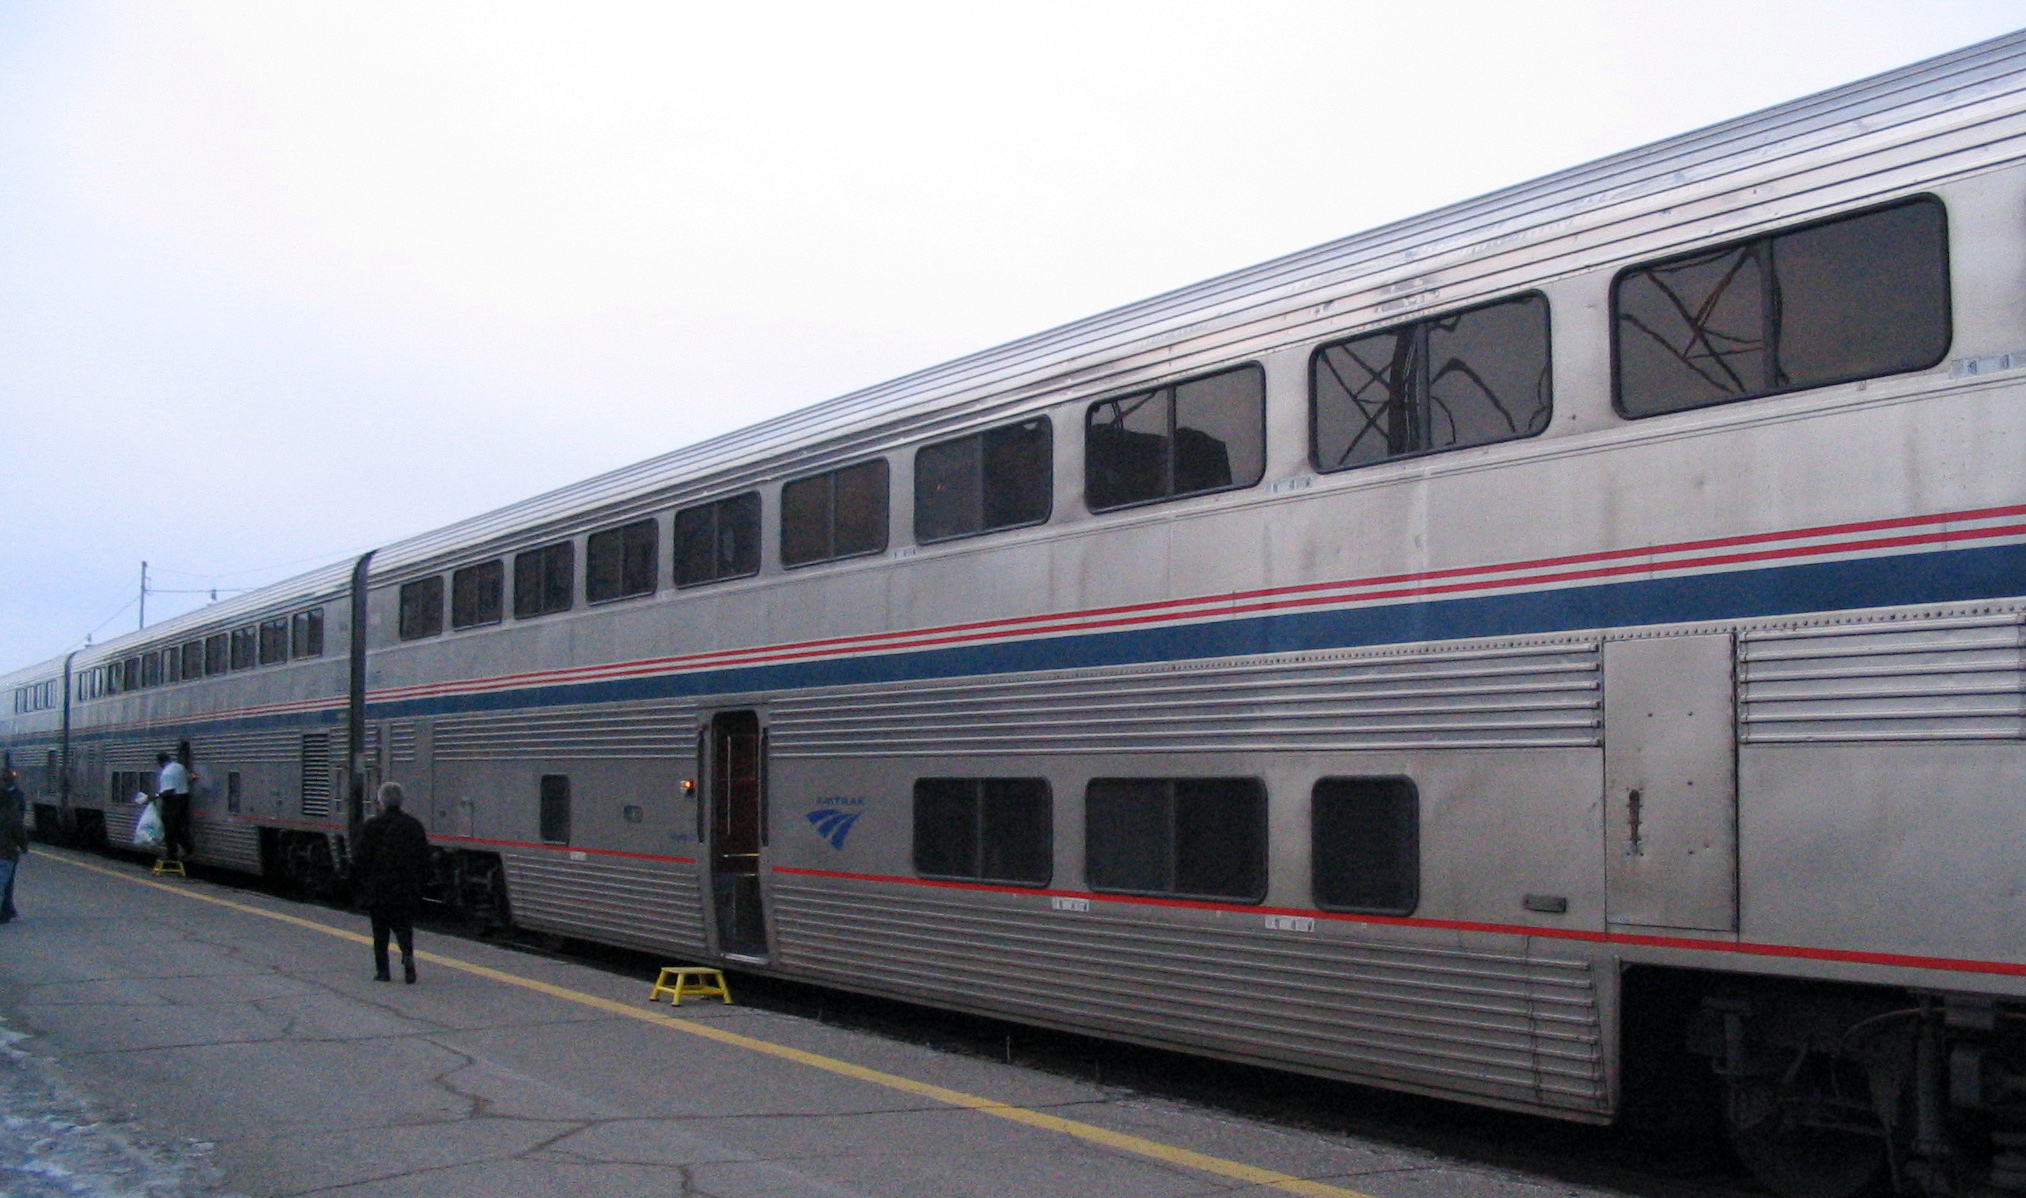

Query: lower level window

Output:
[913, 778, 1051, 886]
[540, 774, 571, 844]
[1085, 777, 1266, 901]
[1311, 777, 1419, 915]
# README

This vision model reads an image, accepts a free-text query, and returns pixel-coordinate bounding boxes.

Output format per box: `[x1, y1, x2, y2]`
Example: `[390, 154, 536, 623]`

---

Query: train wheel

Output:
[1725, 1067, 1890, 1198]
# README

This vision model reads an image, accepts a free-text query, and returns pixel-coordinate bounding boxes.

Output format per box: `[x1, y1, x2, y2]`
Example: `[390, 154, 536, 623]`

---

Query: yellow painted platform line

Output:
[44, 850, 1378, 1198]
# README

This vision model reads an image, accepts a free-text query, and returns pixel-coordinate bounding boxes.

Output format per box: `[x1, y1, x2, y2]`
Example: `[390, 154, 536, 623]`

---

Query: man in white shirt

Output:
[155, 751, 194, 862]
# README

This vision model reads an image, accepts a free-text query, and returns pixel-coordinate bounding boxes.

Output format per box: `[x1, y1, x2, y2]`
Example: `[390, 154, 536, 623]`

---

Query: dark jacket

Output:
[353, 808, 429, 913]
[0, 784, 25, 862]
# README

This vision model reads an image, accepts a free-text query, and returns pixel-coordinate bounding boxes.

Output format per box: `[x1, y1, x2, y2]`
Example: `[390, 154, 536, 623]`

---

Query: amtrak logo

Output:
[805, 809, 862, 849]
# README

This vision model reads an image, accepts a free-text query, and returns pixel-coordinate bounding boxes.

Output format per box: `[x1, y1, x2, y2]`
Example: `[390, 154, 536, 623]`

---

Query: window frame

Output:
[1608, 194, 1952, 420]
[911, 777, 1054, 887]
[180, 641, 204, 680]
[1308, 290, 1553, 474]
[290, 609, 325, 659]
[229, 628, 256, 671]
[673, 492, 764, 589]
[586, 517, 660, 605]
[204, 634, 229, 677]
[397, 576, 446, 641]
[258, 617, 290, 664]
[1310, 776, 1421, 917]
[779, 458, 891, 569]
[451, 560, 505, 630]
[1083, 776, 1269, 903]
[512, 541, 576, 620]
[912, 417, 1055, 545]
[1083, 362, 1267, 514]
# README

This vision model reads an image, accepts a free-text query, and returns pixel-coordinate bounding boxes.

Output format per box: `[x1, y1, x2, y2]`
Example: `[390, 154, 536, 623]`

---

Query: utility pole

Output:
[139, 561, 148, 629]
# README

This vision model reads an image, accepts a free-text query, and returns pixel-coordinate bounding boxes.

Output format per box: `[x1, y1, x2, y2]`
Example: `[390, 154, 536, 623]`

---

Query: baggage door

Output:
[705, 710, 769, 958]
[1603, 632, 1739, 931]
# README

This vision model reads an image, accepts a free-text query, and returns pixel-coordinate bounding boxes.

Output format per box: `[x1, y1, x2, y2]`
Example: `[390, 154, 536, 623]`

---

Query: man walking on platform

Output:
[0, 769, 26, 923]
[154, 750, 194, 862]
[353, 782, 429, 983]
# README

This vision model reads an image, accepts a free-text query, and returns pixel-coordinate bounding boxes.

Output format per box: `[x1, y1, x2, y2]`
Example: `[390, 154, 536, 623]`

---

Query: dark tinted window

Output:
[397, 577, 444, 641]
[290, 609, 324, 658]
[1086, 364, 1264, 511]
[781, 459, 889, 567]
[1312, 777, 1419, 915]
[1313, 293, 1550, 471]
[539, 774, 571, 844]
[1085, 777, 1266, 901]
[674, 492, 762, 587]
[912, 778, 1051, 885]
[204, 634, 228, 676]
[259, 618, 289, 664]
[587, 518, 658, 603]
[915, 418, 1053, 543]
[513, 542, 575, 619]
[159, 648, 178, 684]
[123, 656, 142, 690]
[139, 653, 160, 688]
[1614, 197, 1949, 417]
[451, 561, 504, 629]
[180, 641, 204, 680]
[229, 628, 256, 670]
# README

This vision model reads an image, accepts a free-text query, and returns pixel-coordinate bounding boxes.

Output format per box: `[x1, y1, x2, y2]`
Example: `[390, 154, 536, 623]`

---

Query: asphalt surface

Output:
[0, 846, 1666, 1198]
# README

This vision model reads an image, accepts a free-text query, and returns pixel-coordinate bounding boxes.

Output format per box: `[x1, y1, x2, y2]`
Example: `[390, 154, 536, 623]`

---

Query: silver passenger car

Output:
[11, 32, 2026, 1198]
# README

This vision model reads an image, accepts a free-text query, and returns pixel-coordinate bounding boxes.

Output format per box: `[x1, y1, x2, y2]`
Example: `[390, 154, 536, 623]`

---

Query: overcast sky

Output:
[4, 0, 2026, 669]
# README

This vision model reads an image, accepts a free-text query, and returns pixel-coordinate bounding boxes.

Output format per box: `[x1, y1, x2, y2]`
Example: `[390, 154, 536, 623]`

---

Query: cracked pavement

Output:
[0, 851, 1642, 1198]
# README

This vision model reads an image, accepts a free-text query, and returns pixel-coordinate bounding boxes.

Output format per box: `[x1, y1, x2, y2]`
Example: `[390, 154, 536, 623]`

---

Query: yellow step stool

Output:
[152, 858, 186, 878]
[649, 966, 731, 1006]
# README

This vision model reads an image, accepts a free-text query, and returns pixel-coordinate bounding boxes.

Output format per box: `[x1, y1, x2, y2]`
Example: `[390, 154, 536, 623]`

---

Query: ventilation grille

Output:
[388, 721, 417, 762]
[1741, 614, 2026, 743]
[770, 640, 1602, 758]
[300, 732, 333, 817]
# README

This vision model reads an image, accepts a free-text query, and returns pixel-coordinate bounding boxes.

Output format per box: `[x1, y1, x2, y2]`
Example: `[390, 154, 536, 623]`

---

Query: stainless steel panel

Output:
[436, 699, 696, 760]
[502, 853, 706, 956]
[772, 641, 1602, 758]
[1741, 614, 2025, 742]
[192, 818, 262, 872]
[772, 881, 1605, 1114]
[1604, 633, 1738, 932]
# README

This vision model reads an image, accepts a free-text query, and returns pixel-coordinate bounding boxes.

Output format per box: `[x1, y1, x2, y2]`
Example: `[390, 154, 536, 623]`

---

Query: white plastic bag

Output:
[133, 801, 164, 849]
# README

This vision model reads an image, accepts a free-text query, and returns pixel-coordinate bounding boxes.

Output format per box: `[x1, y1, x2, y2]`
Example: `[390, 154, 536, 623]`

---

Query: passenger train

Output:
[11, 32, 2026, 1198]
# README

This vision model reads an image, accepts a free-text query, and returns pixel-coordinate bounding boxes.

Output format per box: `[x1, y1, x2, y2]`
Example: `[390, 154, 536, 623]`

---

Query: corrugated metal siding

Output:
[771, 641, 1601, 757]
[388, 721, 417, 762]
[193, 819, 263, 872]
[436, 700, 696, 760]
[196, 729, 309, 765]
[1740, 614, 2025, 742]
[101, 803, 140, 847]
[502, 853, 705, 955]
[771, 880, 1605, 1113]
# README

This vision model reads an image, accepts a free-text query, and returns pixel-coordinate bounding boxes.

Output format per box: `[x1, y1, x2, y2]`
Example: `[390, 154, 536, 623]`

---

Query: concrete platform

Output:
[0, 847, 1645, 1198]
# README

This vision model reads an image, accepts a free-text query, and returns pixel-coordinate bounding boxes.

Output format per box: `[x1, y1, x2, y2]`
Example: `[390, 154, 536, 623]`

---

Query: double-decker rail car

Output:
[13, 31, 2026, 1197]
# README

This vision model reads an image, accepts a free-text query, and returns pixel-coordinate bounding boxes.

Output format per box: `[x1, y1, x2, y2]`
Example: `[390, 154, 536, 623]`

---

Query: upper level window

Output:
[1086, 364, 1264, 511]
[915, 418, 1052, 543]
[675, 493, 761, 588]
[229, 627, 256, 671]
[1085, 777, 1266, 902]
[140, 653, 161, 688]
[513, 541, 575, 619]
[1613, 196, 1950, 417]
[106, 662, 123, 696]
[587, 518, 658, 603]
[258, 618, 289, 664]
[1311, 777, 1419, 915]
[913, 778, 1052, 886]
[290, 609, 324, 659]
[781, 460, 888, 567]
[451, 561, 504, 629]
[204, 634, 228, 677]
[180, 641, 204, 680]
[161, 648, 180, 684]
[1312, 292, 1550, 472]
[398, 578, 444, 640]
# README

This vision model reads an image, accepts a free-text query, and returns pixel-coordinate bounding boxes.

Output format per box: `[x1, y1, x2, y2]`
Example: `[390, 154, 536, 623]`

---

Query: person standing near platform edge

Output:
[154, 750, 194, 862]
[353, 782, 429, 983]
[0, 769, 26, 923]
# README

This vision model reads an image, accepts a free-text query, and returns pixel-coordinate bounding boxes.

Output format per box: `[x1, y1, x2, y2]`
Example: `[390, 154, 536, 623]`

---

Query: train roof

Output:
[19, 27, 2026, 683]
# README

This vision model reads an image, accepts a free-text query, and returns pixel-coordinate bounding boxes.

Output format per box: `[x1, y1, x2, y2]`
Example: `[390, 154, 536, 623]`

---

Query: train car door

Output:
[1603, 632, 1739, 932]
[704, 710, 769, 958]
